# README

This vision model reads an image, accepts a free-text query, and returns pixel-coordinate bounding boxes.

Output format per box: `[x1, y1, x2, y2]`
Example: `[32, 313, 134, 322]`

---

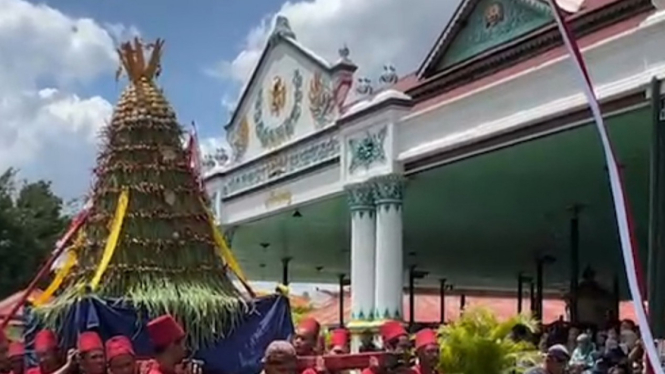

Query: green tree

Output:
[0, 168, 67, 298]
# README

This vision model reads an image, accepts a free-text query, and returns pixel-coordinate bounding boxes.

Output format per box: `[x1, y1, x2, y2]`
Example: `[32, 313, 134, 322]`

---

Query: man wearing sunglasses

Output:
[527, 345, 570, 374]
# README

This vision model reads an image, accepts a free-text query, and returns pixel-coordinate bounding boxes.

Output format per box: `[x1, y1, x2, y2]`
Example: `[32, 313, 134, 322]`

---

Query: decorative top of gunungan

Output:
[115, 38, 164, 83]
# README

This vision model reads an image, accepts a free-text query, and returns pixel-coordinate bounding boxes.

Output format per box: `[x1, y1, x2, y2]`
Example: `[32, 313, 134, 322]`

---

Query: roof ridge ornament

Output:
[356, 77, 374, 96]
[379, 64, 398, 86]
[338, 44, 351, 63]
[271, 15, 297, 41]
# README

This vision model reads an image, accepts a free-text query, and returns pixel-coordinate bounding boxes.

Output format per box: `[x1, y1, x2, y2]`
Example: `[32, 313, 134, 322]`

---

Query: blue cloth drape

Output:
[24, 295, 294, 374]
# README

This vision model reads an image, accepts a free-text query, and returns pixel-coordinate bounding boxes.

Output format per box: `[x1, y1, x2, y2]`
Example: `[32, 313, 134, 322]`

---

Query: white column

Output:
[374, 174, 406, 320]
[346, 182, 376, 321]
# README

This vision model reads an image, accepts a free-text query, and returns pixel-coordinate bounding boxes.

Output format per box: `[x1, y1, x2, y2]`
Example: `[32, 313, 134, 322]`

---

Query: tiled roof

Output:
[305, 291, 638, 326]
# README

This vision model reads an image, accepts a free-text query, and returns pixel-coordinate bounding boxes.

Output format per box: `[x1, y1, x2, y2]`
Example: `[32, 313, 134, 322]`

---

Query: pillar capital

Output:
[372, 174, 406, 210]
[345, 182, 376, 216]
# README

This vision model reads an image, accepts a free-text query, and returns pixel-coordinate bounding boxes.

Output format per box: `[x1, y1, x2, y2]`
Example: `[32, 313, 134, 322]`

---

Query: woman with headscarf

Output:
[569, 334, 596, 374]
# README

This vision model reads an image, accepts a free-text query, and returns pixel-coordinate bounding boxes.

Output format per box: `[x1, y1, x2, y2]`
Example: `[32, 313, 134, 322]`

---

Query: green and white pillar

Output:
[346, 182, 377, 321]
[373, 174, 406, 320]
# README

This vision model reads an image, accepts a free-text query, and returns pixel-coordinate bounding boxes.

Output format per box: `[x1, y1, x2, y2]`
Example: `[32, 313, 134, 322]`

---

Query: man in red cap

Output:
[328, 329, 349, 355]
[146, 315, 187, 374]
[29, 330, 63, 374]
[77, 332, 105, 374]
[292, 318, 320, 356]
[106, 336, 137, 374]
[412, 329, 438, 374]
[0, 331, 9, 374]
[361, 321, 415, 374]
[380, 321, 409, 353]
[7, 342, 25, 374]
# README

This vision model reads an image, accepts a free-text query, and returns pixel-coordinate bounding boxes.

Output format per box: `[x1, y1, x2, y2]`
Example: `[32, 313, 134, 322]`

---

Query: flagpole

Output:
[545, 1, 662, 371]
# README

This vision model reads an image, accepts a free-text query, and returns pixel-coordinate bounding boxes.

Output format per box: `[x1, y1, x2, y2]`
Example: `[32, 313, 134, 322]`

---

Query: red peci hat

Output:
[414, 328, 437, 350]
[380, 321, 406, 343]
[78, 332, 103, 353]
[297, 318, 320, 336]
[330, 329, 349, 347]
[105, 336, 135, 361]
[35, 330, 58, 352]
[8, 342, 25, 358]
[147, 315, 185, 349]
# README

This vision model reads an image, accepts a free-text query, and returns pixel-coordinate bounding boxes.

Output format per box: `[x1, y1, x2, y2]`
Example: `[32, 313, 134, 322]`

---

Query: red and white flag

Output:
[545, 1, 662, 372]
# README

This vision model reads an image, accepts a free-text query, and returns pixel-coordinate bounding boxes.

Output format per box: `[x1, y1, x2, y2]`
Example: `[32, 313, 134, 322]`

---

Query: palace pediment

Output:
[418, 0, 555, 79]
[225, 16, 356, 166]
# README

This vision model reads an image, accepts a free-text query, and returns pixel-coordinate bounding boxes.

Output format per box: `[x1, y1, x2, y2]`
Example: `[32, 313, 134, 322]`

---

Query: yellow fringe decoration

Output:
[201, 199, 248, 285]
[33, 245, 79, 306]
[90, 189, 130, 291]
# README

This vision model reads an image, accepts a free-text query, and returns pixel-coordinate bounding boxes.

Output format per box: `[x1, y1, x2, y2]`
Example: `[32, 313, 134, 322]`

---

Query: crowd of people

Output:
[0, 315, 199, 374]
[525, 318, 646, 374]
[0, 316, 440, 374]
[1, 311, 647, 374]
[272, 317, 439, 374]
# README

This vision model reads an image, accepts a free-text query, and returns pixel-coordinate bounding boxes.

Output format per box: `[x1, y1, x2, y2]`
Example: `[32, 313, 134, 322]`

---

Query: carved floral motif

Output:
[254, 69, 303, 149]
[374, 174, 406, 212]
[308, 71, 335, 128]
[348, 126, 387, 173]
[345, 182, 375, 218]
[229, 115, 249, 162]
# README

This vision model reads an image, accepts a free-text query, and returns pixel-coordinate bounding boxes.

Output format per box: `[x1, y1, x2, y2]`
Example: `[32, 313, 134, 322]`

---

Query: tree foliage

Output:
[438, 307, 541, 374]
[0, 168, 67, 298]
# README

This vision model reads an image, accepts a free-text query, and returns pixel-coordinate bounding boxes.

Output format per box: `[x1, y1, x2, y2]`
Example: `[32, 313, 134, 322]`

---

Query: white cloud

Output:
[103, 22, 141, 45]
[0, 0, 132, 200]
[211, 0, 459, 97]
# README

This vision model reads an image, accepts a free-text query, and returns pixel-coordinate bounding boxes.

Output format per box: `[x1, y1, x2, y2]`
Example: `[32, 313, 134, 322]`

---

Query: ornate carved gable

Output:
[224, 16, 356, 167]
[418, 0, 553, 78]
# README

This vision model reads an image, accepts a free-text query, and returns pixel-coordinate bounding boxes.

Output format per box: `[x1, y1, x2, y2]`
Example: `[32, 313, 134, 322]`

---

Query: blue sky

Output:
[41, 0, 279, 141]
[0, 0, 457, 202]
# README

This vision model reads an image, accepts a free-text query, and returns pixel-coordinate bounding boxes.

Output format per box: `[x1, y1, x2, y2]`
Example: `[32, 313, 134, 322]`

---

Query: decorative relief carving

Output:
[254, 69, 304, 149]
[228, 115, 249, 162]
[484, 2, 504, 28]
[269, 76, 287, 117]
[373, 174, 406, 212]
[308, 71, 335, 128]
[348, 126, 387, 173]
[345, 182, 375, 218]
[440, 0, 551, 69]
[221, 134, 340, 198]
